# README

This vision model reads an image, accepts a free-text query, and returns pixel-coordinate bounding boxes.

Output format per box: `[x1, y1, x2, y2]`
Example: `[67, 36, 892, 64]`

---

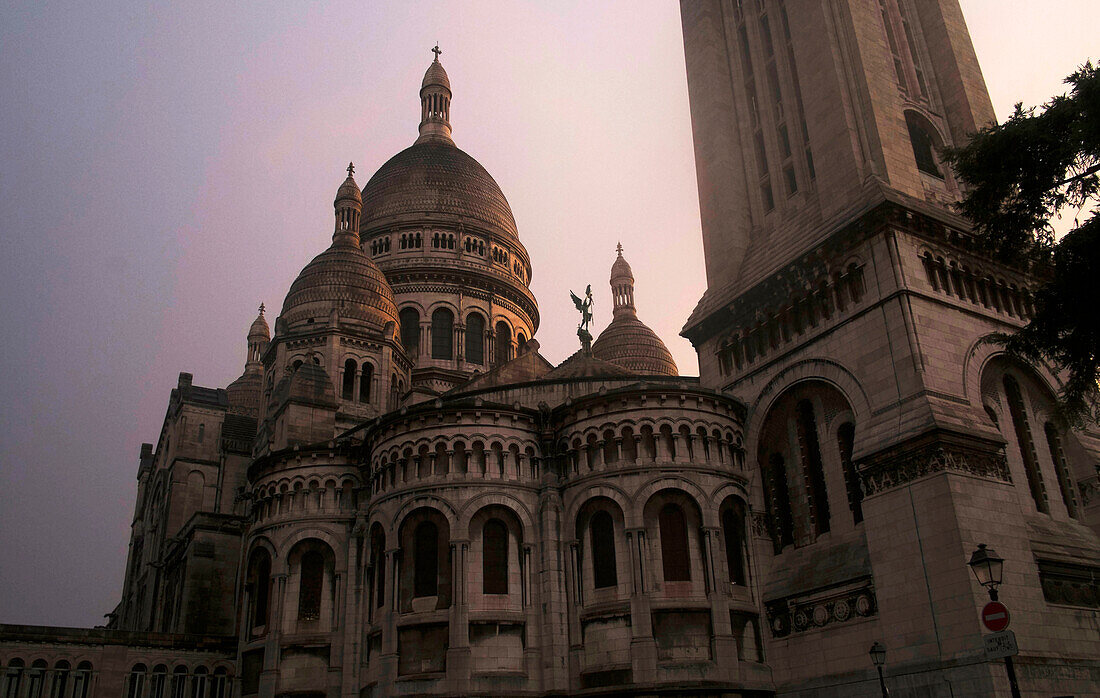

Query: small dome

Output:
[611, 243, 633, 283]
[360, 140, 519, 239]
[336, 164, 362, 205]
[249, 305, 270, 341]
[280, 239, 399, 334]
[226, 372, 262, 415]
[272, 363, 337, 410]
[422, 56, 450, 91]
[592, 315, 679, 377]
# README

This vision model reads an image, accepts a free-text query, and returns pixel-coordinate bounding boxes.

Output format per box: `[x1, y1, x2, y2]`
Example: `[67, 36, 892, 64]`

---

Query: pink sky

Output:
[0, 1, 1095, 627]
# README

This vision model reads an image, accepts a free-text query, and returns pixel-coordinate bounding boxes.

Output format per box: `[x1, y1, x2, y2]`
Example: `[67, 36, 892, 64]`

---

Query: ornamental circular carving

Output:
[793, 609, 809, 630]
[812, 605, 829, 626]
[833, 600, 851, 622]
[855, 594, 873, 616]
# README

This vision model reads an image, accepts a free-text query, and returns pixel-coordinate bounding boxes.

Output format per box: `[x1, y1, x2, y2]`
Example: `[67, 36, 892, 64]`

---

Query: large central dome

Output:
[360, 140, 519, 239]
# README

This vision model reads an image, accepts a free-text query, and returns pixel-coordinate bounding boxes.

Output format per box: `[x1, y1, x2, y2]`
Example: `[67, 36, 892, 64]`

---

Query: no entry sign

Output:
[982, 601, 1011, 632]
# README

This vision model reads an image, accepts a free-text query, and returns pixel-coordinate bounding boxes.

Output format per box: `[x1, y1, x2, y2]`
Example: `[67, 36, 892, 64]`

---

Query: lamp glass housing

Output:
[968, 543, 1004, 589]
[869, 641, 887, 667]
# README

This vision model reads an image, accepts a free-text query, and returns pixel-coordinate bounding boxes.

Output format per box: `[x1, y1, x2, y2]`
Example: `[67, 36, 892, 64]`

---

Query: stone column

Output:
[627, 527, 656, 683]
[447, 540, 471, 688]
[259, 573, 288, 698]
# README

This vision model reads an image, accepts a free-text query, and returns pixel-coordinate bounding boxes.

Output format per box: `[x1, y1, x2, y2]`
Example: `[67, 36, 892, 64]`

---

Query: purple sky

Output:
[0, 1, 1095, 628]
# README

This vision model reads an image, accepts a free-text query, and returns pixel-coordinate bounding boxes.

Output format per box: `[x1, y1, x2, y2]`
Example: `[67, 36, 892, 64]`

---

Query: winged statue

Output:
[570, 284, 594, 350]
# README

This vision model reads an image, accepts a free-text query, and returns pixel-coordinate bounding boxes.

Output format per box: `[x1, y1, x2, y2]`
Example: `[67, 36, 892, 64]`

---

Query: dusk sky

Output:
[1, 1, 1095, 627]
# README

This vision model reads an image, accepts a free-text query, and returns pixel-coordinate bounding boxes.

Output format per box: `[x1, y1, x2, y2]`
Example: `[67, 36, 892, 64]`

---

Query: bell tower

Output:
[680, 1, 1100, 696]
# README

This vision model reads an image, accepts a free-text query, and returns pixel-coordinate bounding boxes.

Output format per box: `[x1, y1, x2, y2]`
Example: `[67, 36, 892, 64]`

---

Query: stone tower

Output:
[359, 51, 538, 397]
[680, 0, 1100, 696]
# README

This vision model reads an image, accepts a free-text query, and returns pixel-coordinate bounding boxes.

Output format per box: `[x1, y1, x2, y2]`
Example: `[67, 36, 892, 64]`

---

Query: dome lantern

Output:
[592, 244, 678, 376]
[610, 242, 636, 318]
[417, 45, 454, 145]
[247, 302, 270, 368]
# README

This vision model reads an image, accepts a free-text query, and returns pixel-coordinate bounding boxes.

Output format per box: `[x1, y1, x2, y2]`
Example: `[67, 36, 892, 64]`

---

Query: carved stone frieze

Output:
[765, 579, 877, 638]
[1078, 474, 1099, 506]
[750, 511, 770, 539]
[859, 436, 1011, 496]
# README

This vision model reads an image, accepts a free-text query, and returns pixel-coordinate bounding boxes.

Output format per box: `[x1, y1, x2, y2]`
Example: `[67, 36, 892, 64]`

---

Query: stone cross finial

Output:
[616, 241, 623, 256]
[432, 44, 442, 61]
[258, 302, 265, 316]
[347, 162, 355, 177]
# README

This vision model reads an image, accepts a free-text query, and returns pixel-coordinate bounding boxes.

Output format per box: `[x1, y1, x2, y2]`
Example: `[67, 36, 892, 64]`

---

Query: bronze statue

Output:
[570, 285, 594, 351]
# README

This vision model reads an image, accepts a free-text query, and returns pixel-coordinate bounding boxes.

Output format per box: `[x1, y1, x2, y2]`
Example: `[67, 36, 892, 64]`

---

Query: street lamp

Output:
[967, 543, 1004, 601]
[868, 642, 889, 697]
[967, 544, 1020, 698]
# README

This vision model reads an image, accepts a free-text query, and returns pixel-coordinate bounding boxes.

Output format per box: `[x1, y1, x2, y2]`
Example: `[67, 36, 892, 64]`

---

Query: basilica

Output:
[2, 2, 1099, 697]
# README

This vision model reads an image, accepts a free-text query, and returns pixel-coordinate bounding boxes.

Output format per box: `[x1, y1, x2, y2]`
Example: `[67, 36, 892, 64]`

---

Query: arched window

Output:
[495, 321, 512, 365]
[342, 358, 356, 400]
[148, 666, 167, 698]
[837, 422, 862, 524]
[590, 510, 617, 589]
[1003, 375, 1049, 513]
[1044, 423, 1080, 519]
[906, 112, 943, 178]
[360, 363, 372, 402]
[796, 400, 831, 535]
[170, 667, 187, 698]
[71, 664, 92, 698]
[516, 332, 527, 352]
[431, 308, 454, 360]
[722, 501, 748, 586]
[190, 667, 207, 698]
[210, 669, 227, 698]
[414, 520, 439, 598]
[248, 548, 272, 629]
[26, 661, 46, 698]
[370, 525, 386, 612]
[3, 659, 23, 698]
[465, 313, 485, 364]
[763, 453, 794, 553]
[49, 662, 70, 698]
[483, 519, 509, 594]
[399, 308, 420, 354]
[298, 550, 325, 620]
[659, 504, 691, 582]
[127, 664, 148, 698]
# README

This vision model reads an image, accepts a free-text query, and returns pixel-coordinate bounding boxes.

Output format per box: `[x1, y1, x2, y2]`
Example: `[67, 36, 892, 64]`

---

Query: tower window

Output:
[414, 520, 439, 598]
[837, 422, 863, 524]
[722, 501, 748, 586]
[360, 363, 372, 403]
[590, 510, 617, 589]
[659, 504, 691, 581]
[298, 550, 324, 620]
[482, 519, 509, 594]
[1003, 375, 1049, 513]
[342, 358, 357, 400]
[906, 113, 943, 177]
[399, 308, 420, 354]
[465, 313, 485, 364]
[431, 308, 454, 360]
[796, 400, 831, 535]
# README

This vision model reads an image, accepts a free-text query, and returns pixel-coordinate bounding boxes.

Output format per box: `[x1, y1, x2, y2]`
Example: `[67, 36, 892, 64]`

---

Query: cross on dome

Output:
[431, 44, 442, 61]
[347, 162, 355, 177]
[616, 242, 623, 256]
[258, 302, 265, 316]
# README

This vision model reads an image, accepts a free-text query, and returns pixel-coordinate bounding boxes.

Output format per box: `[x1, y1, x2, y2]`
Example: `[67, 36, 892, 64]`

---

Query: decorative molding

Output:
[859, 434, 1011, 496]
[750, 511, 770, 539]
[765, 578, 876, 638]
[1037, 559, 1100, 609]
[1078, 474, 1099, 506]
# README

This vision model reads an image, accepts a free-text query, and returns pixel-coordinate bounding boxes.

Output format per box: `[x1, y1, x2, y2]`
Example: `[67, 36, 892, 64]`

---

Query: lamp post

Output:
[968, 544, 1020, 698]
[868, 642, 889, 697]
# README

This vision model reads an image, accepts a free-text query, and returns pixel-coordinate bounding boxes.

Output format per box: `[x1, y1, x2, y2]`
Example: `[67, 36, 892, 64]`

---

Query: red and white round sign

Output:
[981, 601, 1010, 632]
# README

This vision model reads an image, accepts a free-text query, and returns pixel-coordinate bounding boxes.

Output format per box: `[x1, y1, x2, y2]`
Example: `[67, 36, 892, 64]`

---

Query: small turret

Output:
[610, 242, 636, 318]
[334, 163, 362, 245]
